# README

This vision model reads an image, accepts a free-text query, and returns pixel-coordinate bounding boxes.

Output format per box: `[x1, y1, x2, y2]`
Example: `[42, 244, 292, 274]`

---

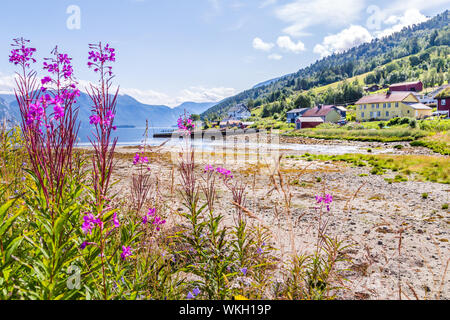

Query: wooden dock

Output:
[153, 129, 260, 139]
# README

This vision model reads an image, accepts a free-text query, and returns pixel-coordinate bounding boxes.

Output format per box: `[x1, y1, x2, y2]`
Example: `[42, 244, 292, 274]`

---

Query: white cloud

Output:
[259, 0, 277, 8]
[0, 73, 17, 94]
[120, 86, 237, 107]
[275, 0, 365, 37]
[252, 37, 275, 51]
[386, 0, 449, 14]
[313, 25, 373, 58]
[0, 73, 236, 107]
[276, 36, 305, 53]
[268, 53, 283, 60]
[375, 9, 429, 39]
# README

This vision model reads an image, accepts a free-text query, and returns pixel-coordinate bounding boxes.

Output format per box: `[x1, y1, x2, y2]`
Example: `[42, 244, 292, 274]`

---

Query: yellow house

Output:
[355, 91, 433, 121]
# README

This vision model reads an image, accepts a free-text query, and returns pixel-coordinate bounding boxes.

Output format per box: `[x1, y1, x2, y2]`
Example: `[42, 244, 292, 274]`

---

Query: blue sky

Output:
[0, 0, 448, 106]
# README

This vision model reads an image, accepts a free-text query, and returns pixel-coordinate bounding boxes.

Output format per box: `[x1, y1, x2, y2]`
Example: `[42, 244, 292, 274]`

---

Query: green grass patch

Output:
[301, 153, 450, 184]
[286, 127, 428, 142]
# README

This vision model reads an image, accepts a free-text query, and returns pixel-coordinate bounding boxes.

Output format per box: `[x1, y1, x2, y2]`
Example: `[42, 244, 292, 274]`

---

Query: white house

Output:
[227, 104, 251, 120]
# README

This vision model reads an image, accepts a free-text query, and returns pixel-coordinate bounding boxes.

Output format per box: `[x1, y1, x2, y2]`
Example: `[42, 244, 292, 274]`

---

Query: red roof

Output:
[389, 81, 422, 88]
[296, 117, 324, 123]
[303, 105, 337, 117]
[356, 92, 418, 104]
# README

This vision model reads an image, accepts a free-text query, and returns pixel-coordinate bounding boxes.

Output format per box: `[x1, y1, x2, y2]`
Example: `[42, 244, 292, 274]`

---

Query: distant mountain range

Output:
[0, 92, 216, 128]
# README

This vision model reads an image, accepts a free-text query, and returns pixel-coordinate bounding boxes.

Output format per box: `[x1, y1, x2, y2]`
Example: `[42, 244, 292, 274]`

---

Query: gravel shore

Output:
[108, 136, 449, 300]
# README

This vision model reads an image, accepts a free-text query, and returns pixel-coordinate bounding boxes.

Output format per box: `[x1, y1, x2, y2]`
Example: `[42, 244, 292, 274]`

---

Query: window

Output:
[395, 102, 399, 108]
[377, 111, 381, 117]
[364, 105, 367, 109]
[370, 112, 373, 118]
[383, 103, 386, 108]
[442, 99, 447, 106]
[377, 104, 380, 109]
[359, 105, 362, 110]
[361, 112, 364, 118]
[388, 103, 391, 108]
[386, 111, 389, 117]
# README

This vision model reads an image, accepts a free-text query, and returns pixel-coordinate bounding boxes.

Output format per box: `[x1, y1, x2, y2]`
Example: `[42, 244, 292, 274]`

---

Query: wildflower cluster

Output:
[89, 110, 116, 130]
[120, 246, 133, 261]
[43, 52, 74, 80]
[9, 38, 36, 67]
[177, 113, 195, 134]
[187, 287, 201, 299]
[316, 194, 333, 211]
[142, 208, 166, 231]
[133, 152, 149, 165]
[88, 43, 116, 74]
[204, 165, 233, 179]
[82, 212, 103, 234]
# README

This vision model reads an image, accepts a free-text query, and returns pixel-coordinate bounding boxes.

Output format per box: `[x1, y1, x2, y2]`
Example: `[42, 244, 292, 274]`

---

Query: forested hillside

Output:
[202, 10, 449, 120]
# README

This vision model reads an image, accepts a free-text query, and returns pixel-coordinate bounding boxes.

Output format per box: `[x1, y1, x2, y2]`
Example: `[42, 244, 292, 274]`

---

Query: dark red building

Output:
[436, 87, 450, 117]
[389, 81, 423, 92]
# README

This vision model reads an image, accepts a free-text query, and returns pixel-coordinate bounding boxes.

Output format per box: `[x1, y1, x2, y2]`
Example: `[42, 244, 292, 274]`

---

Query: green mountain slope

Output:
[202, 10, 449, 120]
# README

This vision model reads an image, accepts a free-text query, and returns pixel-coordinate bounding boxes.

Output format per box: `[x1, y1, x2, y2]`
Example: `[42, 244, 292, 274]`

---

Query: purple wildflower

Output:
[186, 292, 195, 299]
[113, 212, 120, 228]
[120, 246, 132, 260]
[82, 212, 102, 234]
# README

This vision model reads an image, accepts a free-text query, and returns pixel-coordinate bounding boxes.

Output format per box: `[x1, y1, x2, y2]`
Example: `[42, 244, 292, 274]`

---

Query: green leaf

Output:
[0, 208, 22, 237]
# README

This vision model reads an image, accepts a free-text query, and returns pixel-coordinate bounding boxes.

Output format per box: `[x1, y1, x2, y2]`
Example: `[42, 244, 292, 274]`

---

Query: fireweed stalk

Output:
[10, 38, 85, 299]
[12, 39, 81, 209]
[85, 42, 121, 299]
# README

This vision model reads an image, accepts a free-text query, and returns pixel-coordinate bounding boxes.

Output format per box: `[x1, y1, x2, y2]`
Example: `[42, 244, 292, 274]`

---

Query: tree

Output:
[294, 94, 312, 109]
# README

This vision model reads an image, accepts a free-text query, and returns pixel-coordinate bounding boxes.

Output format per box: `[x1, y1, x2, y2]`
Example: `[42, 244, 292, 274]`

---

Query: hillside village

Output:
[213, 80, 449, 130]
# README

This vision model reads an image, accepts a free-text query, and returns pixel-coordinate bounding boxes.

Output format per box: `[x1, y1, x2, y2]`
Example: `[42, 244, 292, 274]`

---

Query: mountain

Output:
[0, 92, 216, 128]
[202, 10, 450, 119]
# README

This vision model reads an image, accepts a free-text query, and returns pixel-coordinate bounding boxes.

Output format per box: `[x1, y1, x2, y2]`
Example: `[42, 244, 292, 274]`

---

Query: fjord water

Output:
[77, 126, 367, 155]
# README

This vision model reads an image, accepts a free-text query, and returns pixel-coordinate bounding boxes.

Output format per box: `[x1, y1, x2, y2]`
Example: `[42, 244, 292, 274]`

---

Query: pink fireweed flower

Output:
[316, 194, 333, 211]
[142, 208, 156, 225]
[53, 104, 65, 121]
[133, 153, 149, 165]
[41, 76, 52, 85]
[177, 114, 195, 134]
[9, 39, 37, 67]
[153, 216, 166, 231]
[82, 212, 102, 234]
[89, 114, 101, 125]
[204, 164, 214, 172]
[120, 246, 133, 261]
[215, 167, 233, 179]
[113, 212, 120, 228]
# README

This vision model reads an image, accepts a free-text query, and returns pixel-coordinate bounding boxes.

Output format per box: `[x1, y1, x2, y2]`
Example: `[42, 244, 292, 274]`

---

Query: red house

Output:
[295, 117, 324, 129]
[389, 81, 423, 92]
[435, 86, 450, 117]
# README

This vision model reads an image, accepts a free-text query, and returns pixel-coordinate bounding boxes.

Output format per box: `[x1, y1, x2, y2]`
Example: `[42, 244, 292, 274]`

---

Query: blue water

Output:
[77, 126, 174, 146]
[76, 126, 371, 155]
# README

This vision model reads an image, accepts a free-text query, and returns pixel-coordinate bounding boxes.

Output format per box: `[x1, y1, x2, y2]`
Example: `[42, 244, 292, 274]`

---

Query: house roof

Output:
[296, 117, 324, 123]
[435, 86, 450, 99]
[389, 81, 422, 88]
[220, 119, 242, 125]
[228, 103, 250, 113]
[303, 105, 337, 117]
[406, 103, 433, 110]
[355, 92, 417, 104]
[335, 106, 348, 112]
[287, 108, 308, 114]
